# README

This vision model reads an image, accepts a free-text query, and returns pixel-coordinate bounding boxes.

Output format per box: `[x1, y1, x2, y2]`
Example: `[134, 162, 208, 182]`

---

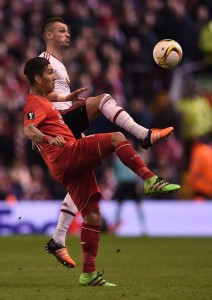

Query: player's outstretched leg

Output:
[79, 271, 117, 287]
[144, 175, 180, 195]
[98, 94, 174, 149]
[113, 137, 181, 195]
[139, 127, 174, 150]
[45, 238, 76, 268]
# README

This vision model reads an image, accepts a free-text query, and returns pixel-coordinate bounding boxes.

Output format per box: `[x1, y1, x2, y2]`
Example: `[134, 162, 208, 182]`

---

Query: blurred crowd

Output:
[0, 0, 211, 201]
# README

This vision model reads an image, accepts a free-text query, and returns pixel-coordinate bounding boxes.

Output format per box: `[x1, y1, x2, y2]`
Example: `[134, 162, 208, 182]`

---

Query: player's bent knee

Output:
[99, 93, 113, 110]
[83, 209, 101, 225]
[87, 93, 109, 106]
[112, 132, 126, 145]
[112, 132, 126, 149]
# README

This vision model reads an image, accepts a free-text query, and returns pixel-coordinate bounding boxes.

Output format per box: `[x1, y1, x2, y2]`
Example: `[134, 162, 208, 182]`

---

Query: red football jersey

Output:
[23, 94, 76, 164]
[24, 94, 114, 216]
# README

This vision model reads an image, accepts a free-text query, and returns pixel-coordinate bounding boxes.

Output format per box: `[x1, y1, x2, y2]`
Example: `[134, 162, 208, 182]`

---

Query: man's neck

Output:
[30, 87, 47, 97]
[46, 45, 63, 61]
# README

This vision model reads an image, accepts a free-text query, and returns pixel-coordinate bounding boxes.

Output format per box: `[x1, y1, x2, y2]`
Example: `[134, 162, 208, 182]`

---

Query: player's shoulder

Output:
[24, 95, 51, 116]
[39, 52, 62, 66]
[39, 51, 51, 60]
[26, 93, 40, 101]
[25, 94, 47, 106]
[39, 51, 55, 65]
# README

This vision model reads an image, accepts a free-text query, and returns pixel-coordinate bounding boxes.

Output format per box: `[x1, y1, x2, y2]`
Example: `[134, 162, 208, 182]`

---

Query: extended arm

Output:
[47, 88, 88, 102]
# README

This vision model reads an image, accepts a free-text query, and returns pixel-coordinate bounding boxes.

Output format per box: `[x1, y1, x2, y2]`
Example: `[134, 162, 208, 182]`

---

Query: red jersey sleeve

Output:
[23, 94, 75, 142]
[24, 95, 47, 127]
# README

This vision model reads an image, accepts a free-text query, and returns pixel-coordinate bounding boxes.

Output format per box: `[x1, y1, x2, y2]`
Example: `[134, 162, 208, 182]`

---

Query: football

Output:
[153, 39, 183, 69]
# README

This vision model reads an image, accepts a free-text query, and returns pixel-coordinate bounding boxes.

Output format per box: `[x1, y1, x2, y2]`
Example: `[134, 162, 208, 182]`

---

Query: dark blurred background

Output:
[0, 0, 211, 202]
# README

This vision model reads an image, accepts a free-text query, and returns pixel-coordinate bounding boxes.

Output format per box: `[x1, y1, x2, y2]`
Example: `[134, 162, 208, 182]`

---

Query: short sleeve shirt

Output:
[24, 94, 75, 163]
[39, 51, 72, 111]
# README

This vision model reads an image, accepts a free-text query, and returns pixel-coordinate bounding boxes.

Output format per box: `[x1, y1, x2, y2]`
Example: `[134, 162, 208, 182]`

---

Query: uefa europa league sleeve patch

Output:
[27, 112, 35, 120]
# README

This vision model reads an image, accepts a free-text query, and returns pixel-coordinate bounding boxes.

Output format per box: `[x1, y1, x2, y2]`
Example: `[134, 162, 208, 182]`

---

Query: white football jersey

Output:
[39, 51, 72, 110]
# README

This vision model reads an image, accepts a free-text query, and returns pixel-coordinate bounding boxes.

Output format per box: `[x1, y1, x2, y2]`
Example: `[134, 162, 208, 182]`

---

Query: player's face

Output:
[50, 22, 70, 48]
[40, 64, 56, 95]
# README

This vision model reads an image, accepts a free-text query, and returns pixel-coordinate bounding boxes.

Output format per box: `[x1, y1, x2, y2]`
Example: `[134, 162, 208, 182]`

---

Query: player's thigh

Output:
[67, 133, 113, 175]
[65, 170, 101, 218]
[85, 95, 104, 124]
[82, 133, 114, 163]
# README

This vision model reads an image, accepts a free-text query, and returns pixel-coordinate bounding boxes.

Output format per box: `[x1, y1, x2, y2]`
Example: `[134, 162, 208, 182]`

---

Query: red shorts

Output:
[51, 133, 113, 217]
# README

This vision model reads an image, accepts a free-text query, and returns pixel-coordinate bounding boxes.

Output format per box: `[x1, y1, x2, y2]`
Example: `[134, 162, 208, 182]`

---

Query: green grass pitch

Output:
[0, 235, 212, 300]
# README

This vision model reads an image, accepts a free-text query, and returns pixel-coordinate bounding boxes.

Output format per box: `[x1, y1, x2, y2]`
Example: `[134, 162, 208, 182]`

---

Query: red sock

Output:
[115, 141, 154, 180]
[81, 222, 101, 273]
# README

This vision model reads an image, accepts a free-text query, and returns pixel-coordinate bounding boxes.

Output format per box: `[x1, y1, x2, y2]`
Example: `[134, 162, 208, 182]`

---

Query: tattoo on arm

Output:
[24, 124, 45, 143]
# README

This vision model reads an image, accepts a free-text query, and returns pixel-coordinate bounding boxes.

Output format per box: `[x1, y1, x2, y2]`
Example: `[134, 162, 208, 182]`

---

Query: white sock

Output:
[53, 193, 78, 246]
[99, 94, 149, 139]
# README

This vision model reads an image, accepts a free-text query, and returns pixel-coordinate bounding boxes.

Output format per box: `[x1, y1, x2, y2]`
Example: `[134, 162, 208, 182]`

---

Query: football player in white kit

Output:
[39, 17, 174, 268]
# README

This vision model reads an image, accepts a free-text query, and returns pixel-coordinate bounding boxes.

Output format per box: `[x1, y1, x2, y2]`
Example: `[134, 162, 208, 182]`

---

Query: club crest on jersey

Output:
[27, 112, 35, 120]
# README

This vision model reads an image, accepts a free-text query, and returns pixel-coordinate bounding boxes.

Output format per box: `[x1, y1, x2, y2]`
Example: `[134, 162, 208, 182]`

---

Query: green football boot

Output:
[79, 271, 117, 287]
[144, 175, 181, 195]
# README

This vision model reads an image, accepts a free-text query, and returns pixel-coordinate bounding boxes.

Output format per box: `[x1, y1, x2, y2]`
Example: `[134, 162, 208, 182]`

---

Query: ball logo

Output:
[153, 39, 183, 69]
[27, 112, 35, 120]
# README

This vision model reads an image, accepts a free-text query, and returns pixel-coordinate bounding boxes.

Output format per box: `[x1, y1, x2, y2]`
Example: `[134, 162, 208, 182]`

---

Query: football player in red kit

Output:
[39, 17, 175, 269]
[23, 57, 180, 286]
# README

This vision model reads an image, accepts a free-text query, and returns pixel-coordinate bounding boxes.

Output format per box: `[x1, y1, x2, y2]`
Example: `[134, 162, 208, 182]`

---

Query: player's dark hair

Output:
[41, 17, 66, 38]
[24, 57, 50, 85]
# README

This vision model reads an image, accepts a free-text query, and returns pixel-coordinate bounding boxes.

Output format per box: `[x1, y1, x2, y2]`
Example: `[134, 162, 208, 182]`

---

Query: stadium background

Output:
[0, 2, 212, 299]
[0, 0, 211, 237]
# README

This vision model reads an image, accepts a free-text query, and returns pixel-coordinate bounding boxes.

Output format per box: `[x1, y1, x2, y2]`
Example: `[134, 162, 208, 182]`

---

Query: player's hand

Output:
[48, 136, 66, 148]
[32, 141, 41, 153]
[66, 87, 88, 101]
